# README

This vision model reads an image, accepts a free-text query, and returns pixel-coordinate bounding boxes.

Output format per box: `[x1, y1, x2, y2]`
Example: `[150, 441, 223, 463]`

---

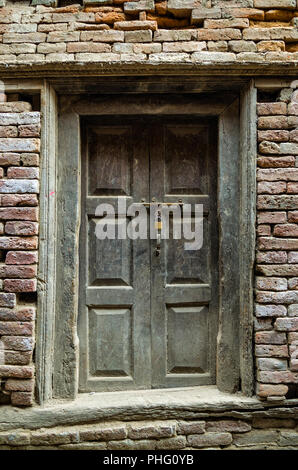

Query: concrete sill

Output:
[1, 386, 298, 431]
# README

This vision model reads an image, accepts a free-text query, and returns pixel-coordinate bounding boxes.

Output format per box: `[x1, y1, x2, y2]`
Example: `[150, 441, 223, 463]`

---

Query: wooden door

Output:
[79, 117, 218, 392]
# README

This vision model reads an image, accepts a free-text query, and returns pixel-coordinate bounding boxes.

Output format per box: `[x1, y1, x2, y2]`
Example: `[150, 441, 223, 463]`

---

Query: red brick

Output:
[257, 224, 271, 236]
[288, 252, 298, 263]
[257, 156, 295, 168]
[255, 331, 287, 344]
[0, 292, 16, 307]
[258, 116, 288, 130]
[288, 278, 298, 289]
[255, 345, 289, 358]
[206, 420, 251, 433]
[4, 279, 37, 292]
[257, 103, 287, 116]
[256, 251, 287, 264]
[257, 383, 288, 397]
[4, 351, 32, 366]
[256, 289, 298, 302]
[5, 250, 38, 265]
[0, 321, 33, 336]
[0, 126, 18, 138]
[0, 265, 37, 278]
[0, 365, 34, 378]
[258, 371, 298, 384]
[5, 378, 34, 392]
[256, 277, 287, 291]
[254, 317, 273, 331]
[18, 124, 40, 137]
[288, 211, 298, 222]
[258, 195, 298, 210]
[0, 307, 35, 321]
[1, 336, 33, 351]
[258, 181, 286, 194]
[275, 317, 298, 331]
[257, 169, 298, 182]
[0, 194, 38, 206]
[11, 391, 33, 406]
[255, 304, 287, 317]
[287, 182, 298, 193]
[7, 167, 39, 179]
[258, 211, 287, 224]
[0, 153, 20, 166]
[258, 237, 298, 250]
[0, 207, 38, 221]
[0, 237, 38, 250]
[258, 130, 289, 143]
[274, 224, 298, 237]
[5, 221, 38, 236]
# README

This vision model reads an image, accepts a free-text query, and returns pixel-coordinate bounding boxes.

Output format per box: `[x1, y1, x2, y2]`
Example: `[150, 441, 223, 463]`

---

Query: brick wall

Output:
[256, 84, 298, 401]
[0, 1, 296, 65]
[0, 416, 297, 449]
[0, 97, 40, 406]
[0, 0, 296, 409]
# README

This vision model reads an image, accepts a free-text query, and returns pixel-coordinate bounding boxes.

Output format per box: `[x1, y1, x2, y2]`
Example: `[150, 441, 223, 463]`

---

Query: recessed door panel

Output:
[79, 117, 218, 392]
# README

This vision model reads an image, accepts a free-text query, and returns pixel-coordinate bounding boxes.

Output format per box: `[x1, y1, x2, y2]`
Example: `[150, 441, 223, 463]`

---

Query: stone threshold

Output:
[1, 386, 298, 431]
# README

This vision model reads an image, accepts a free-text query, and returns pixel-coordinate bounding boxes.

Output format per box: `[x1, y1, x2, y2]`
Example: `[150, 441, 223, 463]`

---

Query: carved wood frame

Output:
[37, 78, 256, 404]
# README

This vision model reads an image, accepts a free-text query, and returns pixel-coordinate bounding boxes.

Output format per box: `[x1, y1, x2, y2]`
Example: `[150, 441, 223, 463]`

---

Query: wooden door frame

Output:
[37, 80, 256, 404]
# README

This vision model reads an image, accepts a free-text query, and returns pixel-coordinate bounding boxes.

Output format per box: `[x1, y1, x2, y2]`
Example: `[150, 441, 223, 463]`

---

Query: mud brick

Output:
[4, 279, 37, 292]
